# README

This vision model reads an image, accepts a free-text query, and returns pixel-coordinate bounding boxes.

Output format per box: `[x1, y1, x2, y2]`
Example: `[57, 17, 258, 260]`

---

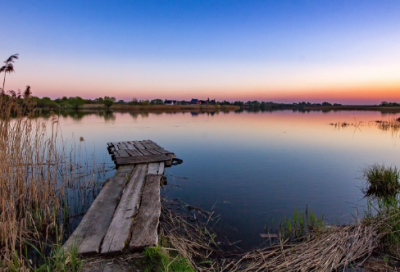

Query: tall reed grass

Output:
[0, 91, 105, 271]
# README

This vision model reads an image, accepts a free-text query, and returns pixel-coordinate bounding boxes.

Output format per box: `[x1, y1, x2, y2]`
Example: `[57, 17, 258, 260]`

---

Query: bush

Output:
[363, 164, 400, 200]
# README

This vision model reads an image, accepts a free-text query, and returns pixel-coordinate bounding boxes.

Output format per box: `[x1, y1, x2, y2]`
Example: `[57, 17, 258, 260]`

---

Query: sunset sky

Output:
[2, 0, 400, 104]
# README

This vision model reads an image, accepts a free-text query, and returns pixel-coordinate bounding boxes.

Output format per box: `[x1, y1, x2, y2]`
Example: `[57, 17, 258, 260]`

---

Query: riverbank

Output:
[83, 104, 240, 111]
[246, 104, 400, 112]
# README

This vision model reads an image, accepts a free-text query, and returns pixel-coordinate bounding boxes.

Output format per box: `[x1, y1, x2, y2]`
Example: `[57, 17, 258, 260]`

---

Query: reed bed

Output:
[224, 221, 381, 271]
[160, 197, 385, 272]
[0, 93, 106, 271]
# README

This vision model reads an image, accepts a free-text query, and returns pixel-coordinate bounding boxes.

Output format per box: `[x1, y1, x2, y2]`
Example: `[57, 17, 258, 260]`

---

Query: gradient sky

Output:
[2, 0, 400, 104]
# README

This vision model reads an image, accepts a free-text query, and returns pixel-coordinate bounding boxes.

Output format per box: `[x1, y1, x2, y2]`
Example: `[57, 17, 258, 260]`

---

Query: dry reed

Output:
[0, 92, 105, 270]
[160, 197, 386, 272]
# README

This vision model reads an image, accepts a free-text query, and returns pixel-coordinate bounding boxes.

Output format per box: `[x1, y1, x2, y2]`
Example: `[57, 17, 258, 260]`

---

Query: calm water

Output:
[55, 109, 400, 250]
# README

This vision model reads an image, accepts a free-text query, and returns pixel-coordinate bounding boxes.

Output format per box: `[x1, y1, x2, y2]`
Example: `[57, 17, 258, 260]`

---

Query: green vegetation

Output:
[363, 164, 400, 253]
[23, 241, 82, 272]
[265, 207, 325, 241]
[380, 101, 400, 107]
[102, 96, 115, 110]
[139, 246, 194, 272]
[363, 164, 400, 200]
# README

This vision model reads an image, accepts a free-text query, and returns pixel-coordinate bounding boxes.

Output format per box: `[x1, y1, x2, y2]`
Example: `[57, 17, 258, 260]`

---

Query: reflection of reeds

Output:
[329, 121, 363, 130]
[374, 118, 400, 138]
[0, 94, 106, 270]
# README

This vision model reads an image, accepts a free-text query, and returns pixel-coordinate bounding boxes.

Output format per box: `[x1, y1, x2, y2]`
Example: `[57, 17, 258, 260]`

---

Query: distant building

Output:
[199, 100, 207, 105]
[190, 99, 201, 105]
[209, 99, 216, 105]
[164, 100, 177, 105]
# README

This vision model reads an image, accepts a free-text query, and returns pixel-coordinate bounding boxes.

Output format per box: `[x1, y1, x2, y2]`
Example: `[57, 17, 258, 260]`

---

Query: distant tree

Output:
[150, 99, 163, 105]
[103, 96, 114, 110]
[104, 96, 116, 102]
[0, 54, 19, 94]
[68, 96, 85, 109]
[322, 102, 332, 106]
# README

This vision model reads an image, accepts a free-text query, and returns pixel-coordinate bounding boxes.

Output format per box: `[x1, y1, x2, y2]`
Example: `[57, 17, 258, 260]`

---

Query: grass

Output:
[140, 246, 194, 272]
[362, 164, 400, 258]
[0, 92, 105, 270]
[363, 164, 400, 201]
[264, 207, 325, 241]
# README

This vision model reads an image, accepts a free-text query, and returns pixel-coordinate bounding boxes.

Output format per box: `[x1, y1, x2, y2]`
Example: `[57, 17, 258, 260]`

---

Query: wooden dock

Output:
[63, 140, 175, 255]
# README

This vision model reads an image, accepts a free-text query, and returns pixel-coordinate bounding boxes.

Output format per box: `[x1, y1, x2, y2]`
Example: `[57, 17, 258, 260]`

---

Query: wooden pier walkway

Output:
[63, 140, 175, 255]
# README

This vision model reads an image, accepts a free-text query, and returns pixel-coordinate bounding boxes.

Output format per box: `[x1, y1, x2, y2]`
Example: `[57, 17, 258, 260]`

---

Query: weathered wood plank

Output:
[117, 143, 128, 150]
[146, 149, 162, 155]
[107, 142, 113, 147]
[101, 164, 147, 254]
[138, 149, 152, 156]
[112, 142, 119, 150]
[63, 166, 133, 254]
[134, 142, 145, 150]
[148, 163, 160, 175]
[158, 162, 165, 175]
[115, 155, 171, 165]
[148, 140, 161, 148]
[125, 143, 136, 150]
[115, 150, 130, 158]
[157, 149, 174, 155]
[129, 175, 162, 251]
[142, 143, 157, 150]
[126, 149, 142, 157]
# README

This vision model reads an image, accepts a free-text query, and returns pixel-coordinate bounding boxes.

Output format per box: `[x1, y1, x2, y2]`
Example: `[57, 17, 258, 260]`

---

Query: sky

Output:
[1, 0, 400, 104]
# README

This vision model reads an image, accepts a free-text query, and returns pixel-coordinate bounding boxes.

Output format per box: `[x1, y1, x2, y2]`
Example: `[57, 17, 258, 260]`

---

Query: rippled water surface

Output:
[55, 109, 400, 249]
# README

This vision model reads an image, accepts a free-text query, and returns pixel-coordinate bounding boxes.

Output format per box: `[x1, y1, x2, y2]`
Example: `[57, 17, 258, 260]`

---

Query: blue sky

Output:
[2, 0, 400, 103]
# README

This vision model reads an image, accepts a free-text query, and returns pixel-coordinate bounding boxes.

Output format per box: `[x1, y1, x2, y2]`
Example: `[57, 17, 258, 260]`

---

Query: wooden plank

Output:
[107, 142, 113, 147]
[125, 143, 136, 150]
[157, 149, 174, 155]
[146, 149, 162, 155]
[129, 175, 162, 251]
[112, 142, 119, 150]
[63, 166, 133, 254]
[148, 163, 160, 175]
[142, 143, 156, 150]
[101, 164, 147, 254]
[117, 144, 128, 150]
[147, 140, 161, 148]
[115, 155, 171, 165]
[126, 149, 142, 157]
[158, 162, 165, 175]
[115, 150, 129, 158]
[134, 142, 145, 150]
[138, 149, 152, 156]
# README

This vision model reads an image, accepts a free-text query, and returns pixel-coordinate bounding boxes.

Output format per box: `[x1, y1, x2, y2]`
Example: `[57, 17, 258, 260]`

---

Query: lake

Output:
[55, 109, 400, 250]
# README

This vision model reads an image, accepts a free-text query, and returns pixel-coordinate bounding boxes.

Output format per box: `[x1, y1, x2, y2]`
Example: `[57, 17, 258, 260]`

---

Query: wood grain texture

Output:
[115, 155, 171, 165]
[63, 166, 133, 254]
[148, 163, 160, 175]
[158, 162, 165, 175]
[126, 149, 142, 157]
[101, 164, 147, 254]
[146, 149, 162, 155]
[129, 175, 162, 251]
[138, 149, 152, 156]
